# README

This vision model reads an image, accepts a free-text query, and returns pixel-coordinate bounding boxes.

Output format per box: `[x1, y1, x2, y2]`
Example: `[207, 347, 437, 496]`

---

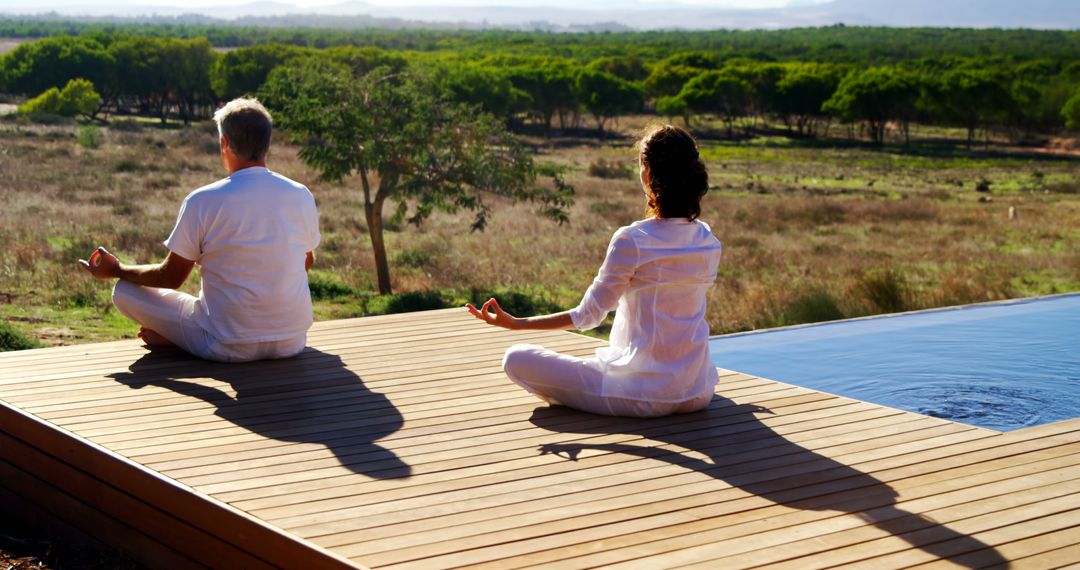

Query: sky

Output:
[0, 0, 820, 10]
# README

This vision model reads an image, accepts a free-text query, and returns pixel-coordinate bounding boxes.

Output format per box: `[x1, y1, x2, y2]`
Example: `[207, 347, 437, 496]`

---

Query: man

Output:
[80, 98, 320, 362]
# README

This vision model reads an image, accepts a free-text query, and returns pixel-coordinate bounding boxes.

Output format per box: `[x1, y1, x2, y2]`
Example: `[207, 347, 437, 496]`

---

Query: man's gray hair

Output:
[213, 98, 273, 161]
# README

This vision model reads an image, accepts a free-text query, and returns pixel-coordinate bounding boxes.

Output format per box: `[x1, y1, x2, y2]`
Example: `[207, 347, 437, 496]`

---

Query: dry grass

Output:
[1, 116, 1078, 345]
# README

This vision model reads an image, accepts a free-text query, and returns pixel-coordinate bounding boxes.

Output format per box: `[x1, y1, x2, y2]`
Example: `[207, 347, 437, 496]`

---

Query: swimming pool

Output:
[708, 294, 1080, 432]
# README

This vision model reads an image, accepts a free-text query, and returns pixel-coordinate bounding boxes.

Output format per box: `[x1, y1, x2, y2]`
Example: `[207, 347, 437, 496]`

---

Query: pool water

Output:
[708, 294, 1080, 432]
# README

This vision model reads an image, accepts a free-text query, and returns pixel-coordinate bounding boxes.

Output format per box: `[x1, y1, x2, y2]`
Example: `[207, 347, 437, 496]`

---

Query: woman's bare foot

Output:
[138, 327, 176, 347]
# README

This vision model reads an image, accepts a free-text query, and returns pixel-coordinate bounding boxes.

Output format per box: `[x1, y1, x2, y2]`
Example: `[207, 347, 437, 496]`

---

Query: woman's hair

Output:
[636, 124, 708, 220]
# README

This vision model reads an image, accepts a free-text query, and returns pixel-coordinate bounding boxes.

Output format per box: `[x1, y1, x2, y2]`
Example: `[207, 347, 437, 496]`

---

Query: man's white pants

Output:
[502, 343, 713, 418]
[112, 281, 306, 363]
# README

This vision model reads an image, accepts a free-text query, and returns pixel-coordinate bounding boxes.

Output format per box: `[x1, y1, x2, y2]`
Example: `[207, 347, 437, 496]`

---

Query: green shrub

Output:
[460, 286, 565, 317]
[0, 321, 41, 351]
[308, 274, 355, 300]
[394, 247, 433, 269]
[19, 78, 101, 119]
[857, 268, 910, 313]
[774, 289, 845, 326]
[77, 125, 99, 148]
[367, 290, 448, 315]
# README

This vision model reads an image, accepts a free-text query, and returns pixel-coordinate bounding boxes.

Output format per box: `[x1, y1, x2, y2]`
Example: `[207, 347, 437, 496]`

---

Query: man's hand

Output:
[79, 247, 121, 280]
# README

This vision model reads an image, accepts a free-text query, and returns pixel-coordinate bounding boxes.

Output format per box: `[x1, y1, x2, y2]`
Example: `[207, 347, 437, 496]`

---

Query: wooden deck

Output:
[2, 308, 1078, 569]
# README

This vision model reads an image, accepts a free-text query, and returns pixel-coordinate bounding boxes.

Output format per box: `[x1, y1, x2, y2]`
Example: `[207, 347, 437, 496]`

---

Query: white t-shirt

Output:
[164, 166, 320, 344]
[570, 218, 723, 403]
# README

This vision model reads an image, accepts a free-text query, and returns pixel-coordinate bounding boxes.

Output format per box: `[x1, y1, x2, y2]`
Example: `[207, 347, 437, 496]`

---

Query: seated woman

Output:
[467, 124, 723, 417]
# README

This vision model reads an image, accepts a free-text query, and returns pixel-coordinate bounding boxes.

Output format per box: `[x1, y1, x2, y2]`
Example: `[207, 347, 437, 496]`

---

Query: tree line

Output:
[3, 28, 1080, 139]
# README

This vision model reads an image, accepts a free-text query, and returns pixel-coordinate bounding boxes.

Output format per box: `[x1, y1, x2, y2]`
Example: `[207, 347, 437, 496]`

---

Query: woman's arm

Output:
[466, 298, 575, 331]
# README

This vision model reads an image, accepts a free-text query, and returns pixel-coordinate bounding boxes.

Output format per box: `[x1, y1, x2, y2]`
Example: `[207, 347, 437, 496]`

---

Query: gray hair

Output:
[213, 98, 273, 161]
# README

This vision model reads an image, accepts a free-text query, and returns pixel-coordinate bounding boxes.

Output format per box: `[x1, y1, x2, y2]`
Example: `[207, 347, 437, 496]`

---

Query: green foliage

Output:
[774, 62, 846, 135]
[0, 321, 40, 351]
[19, 77, 101, 118]
[678, 70, 753, 133]
[77, 125, 99, 148]
[429, 60, 526, 119]
[642, 63, 704, 99]
[823, 67, 923, 144]
[1063, 89, 1080, 130]
[932, 69, 1017, 146]
[374, 290, 448, 314]
[503, 59, 579, 133]
[575, 68, 644, 132]
[458, 286, 565, 317]
[211, 43, 310, 99]
[765, 288, 845, 327]
[308, 272, 355, 300]
[857, 268, 911, 313]
[655, 94, 689, 123]
[586, 54, 648, 82]
[3, 22, 1080, 139]
[0, 35, 112, 96]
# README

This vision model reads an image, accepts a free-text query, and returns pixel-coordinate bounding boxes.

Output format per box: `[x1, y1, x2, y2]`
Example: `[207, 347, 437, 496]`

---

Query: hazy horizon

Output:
[0, 0, 1077, 30]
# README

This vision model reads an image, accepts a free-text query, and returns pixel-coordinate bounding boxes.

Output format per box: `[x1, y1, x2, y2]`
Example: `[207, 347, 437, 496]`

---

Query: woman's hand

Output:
[466, 298, 523, 330]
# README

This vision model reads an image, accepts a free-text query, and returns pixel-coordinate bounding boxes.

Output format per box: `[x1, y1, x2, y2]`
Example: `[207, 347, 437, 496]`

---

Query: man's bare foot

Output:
[138, 327, 176, 347]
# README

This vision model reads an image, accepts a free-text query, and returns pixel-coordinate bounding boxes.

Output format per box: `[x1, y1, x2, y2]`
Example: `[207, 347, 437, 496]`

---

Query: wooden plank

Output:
[0, 460, 202, 569]
[358, 437, 1080, 568]
[0, 399, 361, 569]
[3, 311, 1078, 569]
[672, 469, 1080, 569]
[849, 503, 1080, 569]
[292, 422, 976, 549]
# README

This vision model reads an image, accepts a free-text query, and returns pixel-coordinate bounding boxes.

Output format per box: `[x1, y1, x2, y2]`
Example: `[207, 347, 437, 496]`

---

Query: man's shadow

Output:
[109, 348, 411, 480]
[530, 395, 1008, 568]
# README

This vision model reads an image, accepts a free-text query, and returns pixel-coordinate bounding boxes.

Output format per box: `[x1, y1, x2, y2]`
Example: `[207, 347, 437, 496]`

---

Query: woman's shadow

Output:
[108, 347, 411, 479]
[530, 395, 1008, 568]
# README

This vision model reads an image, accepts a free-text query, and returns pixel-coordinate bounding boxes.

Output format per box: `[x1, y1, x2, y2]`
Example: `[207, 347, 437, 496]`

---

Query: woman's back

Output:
[596, 218, 722, 403]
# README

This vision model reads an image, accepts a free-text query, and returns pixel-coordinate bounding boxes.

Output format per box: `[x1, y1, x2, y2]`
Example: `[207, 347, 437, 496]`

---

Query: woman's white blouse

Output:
[570, 218, 723, 403]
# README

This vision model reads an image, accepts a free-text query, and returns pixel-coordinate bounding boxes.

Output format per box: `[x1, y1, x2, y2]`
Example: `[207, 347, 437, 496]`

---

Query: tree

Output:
[586, 55, 649, 82]
[678, 70, 753, 138]
[823, 67, 922, 144]
[774, 63, 845, 136]
[19, 78, 102, 118]
[262, 62, 574, 295]
[642, 64, 704, 100]
[429, 61, 526, 120]
[211, 43, 309, 100]
[655, 94, 691, 126]
[165, 38, 217, 124]
[505, 61, 579, 135]
[575, 68, 644, 133]
[1063, 89, 1080, 130]
[934, 69, 1015, 147]
[1, 36, 113, 96]
[722, 61, 785, 126]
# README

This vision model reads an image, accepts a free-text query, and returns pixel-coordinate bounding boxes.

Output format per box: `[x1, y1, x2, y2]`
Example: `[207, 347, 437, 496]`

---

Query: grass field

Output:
[0, 115, 1078, 347]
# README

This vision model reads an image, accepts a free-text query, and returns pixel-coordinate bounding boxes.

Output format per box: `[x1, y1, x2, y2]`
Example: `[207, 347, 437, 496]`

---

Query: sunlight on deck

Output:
[2, 308, 1078, 568]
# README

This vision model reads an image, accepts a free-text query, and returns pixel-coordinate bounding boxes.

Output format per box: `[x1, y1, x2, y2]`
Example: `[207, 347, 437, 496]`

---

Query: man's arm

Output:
[306, 251, 314, 272]
[80, 247, 195, 289]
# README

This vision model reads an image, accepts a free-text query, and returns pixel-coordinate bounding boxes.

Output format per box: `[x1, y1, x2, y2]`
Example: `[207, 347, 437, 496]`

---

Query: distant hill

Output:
[2, 0, 1079, 30]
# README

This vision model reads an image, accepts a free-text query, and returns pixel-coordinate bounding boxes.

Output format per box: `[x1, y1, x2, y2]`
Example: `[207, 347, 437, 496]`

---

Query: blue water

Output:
[709, 294, 1080, 432]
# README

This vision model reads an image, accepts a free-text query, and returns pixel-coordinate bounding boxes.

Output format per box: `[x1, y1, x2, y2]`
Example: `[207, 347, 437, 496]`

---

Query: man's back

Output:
[165, 166, 320, 344]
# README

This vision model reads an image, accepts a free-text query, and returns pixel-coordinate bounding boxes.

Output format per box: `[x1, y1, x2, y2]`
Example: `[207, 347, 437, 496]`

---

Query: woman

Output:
[466, 124, 722, 417]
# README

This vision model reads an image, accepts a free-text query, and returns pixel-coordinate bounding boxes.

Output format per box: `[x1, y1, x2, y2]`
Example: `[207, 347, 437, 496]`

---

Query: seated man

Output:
[80, 98, 320, 362]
